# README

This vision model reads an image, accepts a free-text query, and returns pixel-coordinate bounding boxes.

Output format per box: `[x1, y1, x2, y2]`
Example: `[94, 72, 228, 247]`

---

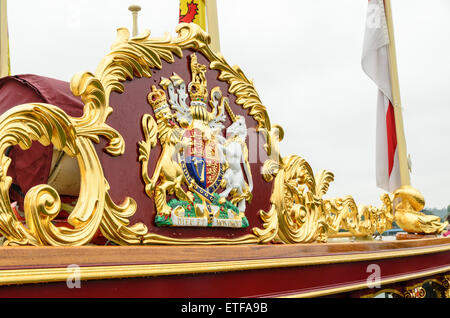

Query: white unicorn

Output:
[217, 115, 253, 214]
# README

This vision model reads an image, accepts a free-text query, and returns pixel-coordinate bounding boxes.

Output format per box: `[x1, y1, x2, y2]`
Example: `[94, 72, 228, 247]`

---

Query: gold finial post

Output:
[128, 4, 141, 37]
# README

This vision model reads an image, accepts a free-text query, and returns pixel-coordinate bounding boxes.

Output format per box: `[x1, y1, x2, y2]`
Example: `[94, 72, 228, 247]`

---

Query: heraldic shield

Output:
[142, 52, 253, 228]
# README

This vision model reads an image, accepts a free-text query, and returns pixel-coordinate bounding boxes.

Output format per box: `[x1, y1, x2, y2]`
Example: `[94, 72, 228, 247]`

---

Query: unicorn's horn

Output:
[224, 99, 237, 122]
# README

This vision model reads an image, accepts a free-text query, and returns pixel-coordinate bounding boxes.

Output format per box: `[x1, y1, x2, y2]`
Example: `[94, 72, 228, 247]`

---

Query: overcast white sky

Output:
[6, 0, 450, 209]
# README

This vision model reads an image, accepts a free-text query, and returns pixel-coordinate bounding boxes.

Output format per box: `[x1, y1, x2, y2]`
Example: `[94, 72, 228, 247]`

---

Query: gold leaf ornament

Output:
[0, 103, 106, 245]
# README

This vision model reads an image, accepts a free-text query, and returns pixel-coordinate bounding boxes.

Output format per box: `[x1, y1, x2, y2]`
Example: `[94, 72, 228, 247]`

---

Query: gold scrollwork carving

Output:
[257, 135, 332, 244]
[0, 24, 278, 246]
[256, 122, 395, 243]
[0, 103, 112, 245]
[438, 275, 450, 298]
[403, 286, 426, 298]
[325, 193, 394, 237]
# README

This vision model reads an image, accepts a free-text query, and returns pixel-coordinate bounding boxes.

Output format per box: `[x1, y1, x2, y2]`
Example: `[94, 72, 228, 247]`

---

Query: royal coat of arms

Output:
[139, 53, 253, 228]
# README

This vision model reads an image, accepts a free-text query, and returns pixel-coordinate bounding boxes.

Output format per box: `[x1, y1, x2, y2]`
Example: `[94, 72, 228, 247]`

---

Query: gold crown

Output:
[147, 85, 169, 113]
[188, 53, 208, 104]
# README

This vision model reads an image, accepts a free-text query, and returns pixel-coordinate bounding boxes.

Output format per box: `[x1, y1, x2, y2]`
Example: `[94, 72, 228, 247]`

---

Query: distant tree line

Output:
[421, 205, 450, 222]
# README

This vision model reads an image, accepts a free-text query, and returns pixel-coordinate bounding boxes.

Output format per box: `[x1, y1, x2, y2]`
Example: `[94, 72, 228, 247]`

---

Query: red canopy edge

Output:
[0, 74, 84, 210]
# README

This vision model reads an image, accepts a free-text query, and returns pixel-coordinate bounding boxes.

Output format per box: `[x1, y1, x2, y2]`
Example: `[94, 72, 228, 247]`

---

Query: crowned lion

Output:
[140, 85, 194, 217]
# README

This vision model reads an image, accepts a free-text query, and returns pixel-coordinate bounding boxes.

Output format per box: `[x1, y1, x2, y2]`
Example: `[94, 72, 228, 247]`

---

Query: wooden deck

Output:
[0, 237, 448, 297]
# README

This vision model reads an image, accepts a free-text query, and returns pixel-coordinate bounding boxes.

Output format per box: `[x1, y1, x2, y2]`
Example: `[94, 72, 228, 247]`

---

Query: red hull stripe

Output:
[385, 100, 397, 176]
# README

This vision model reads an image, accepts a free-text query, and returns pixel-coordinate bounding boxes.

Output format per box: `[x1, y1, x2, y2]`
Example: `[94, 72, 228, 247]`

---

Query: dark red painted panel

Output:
[0, 251, 447, 298]
[95, 50, 272, 240]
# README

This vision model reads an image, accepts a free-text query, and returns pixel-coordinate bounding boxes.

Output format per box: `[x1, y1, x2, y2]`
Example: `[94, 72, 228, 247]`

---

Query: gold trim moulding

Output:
[0, 243, 448, 287]
[281, 265, 450, 298]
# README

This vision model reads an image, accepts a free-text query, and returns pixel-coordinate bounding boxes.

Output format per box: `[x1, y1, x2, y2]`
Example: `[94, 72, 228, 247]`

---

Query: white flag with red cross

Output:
[362, 0, 401, 192]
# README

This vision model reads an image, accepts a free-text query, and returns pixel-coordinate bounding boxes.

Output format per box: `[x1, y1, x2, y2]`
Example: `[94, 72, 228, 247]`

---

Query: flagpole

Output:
[383, 0, 411, 187]
[205, 0, 220, 53]
[0, 0, 10, 78]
